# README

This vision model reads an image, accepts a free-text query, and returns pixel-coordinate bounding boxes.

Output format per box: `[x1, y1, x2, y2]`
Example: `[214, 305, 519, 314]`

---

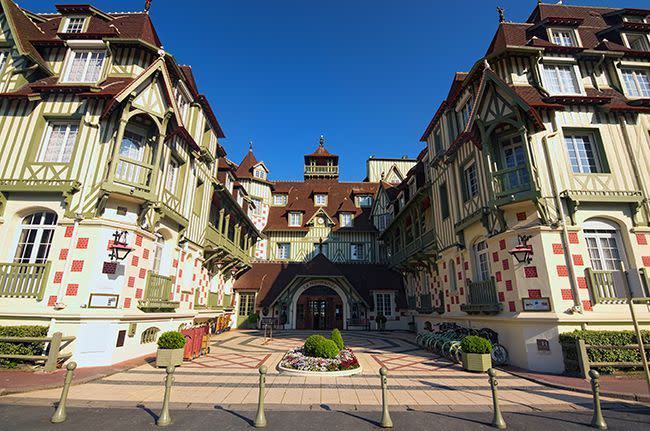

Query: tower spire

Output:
[249, 141, 253, 152]
[319, 135, 325, 147]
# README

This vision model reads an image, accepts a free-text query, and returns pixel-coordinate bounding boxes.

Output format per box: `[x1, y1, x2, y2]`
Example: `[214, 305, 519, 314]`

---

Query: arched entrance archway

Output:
[295, 286, 344, 330]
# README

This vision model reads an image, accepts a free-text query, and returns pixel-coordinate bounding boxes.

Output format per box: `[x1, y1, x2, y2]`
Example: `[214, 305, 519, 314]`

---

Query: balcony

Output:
[304, 165, 339, 177]
[585, 268, 628, 304]
[417, 293, 433, 314]
[461, 277, 502, 315]
[388, 229, 437, 269]
[0, 262, 51, 301]
[138, 271, 180, 311]
[492, 165, 534, 202]
[205, 224, 251, 268]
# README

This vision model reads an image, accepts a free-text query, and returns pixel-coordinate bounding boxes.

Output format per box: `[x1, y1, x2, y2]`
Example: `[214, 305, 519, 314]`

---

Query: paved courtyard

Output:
[0, 330, 641, 411]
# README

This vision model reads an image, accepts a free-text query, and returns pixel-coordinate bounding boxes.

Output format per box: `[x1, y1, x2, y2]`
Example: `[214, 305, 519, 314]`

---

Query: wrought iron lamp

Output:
[108, 230, 133, 261]
[508, 235, 533, 264]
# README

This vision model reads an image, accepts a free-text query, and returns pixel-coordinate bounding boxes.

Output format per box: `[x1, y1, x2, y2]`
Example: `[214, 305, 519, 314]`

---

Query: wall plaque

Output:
[522, 297, 551, 312]
[88, 293, 119, 309]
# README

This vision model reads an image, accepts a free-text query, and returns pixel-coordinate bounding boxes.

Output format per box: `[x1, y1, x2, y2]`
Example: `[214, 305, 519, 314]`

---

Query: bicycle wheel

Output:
[491, 343, 509, 366]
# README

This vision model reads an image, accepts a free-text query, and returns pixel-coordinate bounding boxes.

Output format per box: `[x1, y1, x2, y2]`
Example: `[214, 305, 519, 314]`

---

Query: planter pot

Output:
[462, 352, 492, 372]
[156, 348, 184, 367]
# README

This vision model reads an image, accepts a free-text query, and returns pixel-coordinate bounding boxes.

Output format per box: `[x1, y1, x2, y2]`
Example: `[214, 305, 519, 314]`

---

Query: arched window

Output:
[14, 211, 58, 264]
[473, 240, 491, 281]
[583, 219, 626, 271]
[449, 260, 457, 293]
[140, 327, 160, 344]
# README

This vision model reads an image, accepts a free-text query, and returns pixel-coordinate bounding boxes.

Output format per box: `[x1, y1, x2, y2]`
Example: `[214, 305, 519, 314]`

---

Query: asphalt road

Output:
[0, 405, 648, 431]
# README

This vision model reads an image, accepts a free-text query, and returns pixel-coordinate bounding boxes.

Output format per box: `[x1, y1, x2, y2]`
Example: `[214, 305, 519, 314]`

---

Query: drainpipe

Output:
[540, 118, 583, 315]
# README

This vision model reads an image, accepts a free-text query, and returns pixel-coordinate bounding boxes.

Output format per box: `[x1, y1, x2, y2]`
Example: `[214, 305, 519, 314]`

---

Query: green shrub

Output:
[247, 313, 259, 324]
[157, 331, 187, 350]
[461, 336, 492, 354]
[303, 335, 339, 359]
[0, 326, 48, 368]
[559, 330, 650, 374]
[331, 328, 344, 350]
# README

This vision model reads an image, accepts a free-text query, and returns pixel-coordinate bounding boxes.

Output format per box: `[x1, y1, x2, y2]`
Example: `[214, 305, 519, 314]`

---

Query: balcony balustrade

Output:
[114, 156, 153, 192]
[304, 165, 339, 176]
[492, 165, 532, 200]
[205, 224, 251, 267]
[460, 277, 502, 314]
[388, 229, 436, 268]
[0, 262, 50, 301]
[138, 271, 179, 311]
[585, 268, 628, 304]
[417, 293, 433, 313]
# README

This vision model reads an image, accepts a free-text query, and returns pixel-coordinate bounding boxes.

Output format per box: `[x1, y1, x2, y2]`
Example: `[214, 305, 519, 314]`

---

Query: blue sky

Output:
[21, 0, 639, 180]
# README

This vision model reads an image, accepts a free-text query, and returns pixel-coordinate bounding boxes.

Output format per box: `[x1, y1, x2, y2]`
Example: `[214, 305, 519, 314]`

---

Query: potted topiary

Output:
[460, 335, 492, 372]
[375, 313, 387, 331]
[156, 331, 187, 368]
[247, 312, 260, 329]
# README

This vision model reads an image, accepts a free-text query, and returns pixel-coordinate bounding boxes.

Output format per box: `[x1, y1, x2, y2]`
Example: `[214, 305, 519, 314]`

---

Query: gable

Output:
[0, 12, 10, 42]
[132, 78, 167, 117]
[384, 165, 404, 184]
[479, 85, 514, 125]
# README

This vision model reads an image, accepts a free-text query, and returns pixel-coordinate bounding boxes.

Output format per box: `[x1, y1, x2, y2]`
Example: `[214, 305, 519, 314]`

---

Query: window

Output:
[140, 327, 159, 344]
[176, 91, 190, 125]
[63, 17, 86, 33]
[550, 28, 577, 47]
[459, 98, 473, 130]
[623, 15, 646, 23]
[449, 260, 457, 293]
[340, 212, 353, 228]
[165, 157, 180, 192]
[225, 173, 234, 193]
[14, 211, 58, 264]
[238, 292, 256, 316]
[473, 240, 491, 282]
[0, 50, 8, 72]
[288, 212, 302, 227]
[541, 63, 581, 95]
[351, 243, 366, 261]
[250, 198, 263, 217]
[273, 194, 288, 206]
[375, 293, 392, 317]
[115, 131, 145, 185]
[254, 167, 266, 180]
[408, 179, 417, 199]
[62, 50, 106, 83]
[314, 194, 328, 206]
[37, 122, 78, 163]
[462, 162, 479, 201]
[193, 180, 204, 214]
[276, 243, 291, 260]
[434, 128, 443, 154]
[500, 135, 530, 188]
[585, 227, 622, 271]
[439, 183, 450, 219]
[624, 33, 650, 51]
[357, 195, 373, 207]
[564, 132, 605, 174]
[621, 68, 650, 98]
[152, 235, 164, 274]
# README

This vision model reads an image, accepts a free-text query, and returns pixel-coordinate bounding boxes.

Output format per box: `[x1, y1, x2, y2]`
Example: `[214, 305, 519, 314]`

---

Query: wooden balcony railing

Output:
[493, 165, 531, 199]
[138, 271, 179, 311]
[585, 268, 627, 304]
[304, 165, 339, 176]
[461, 277, 502, 314]
[222, 293, 233, 310]
[0, 262, 51, 301]
[389, 229, 436, 268]
[205, 224, 251, 267]
[114, 156, 153, 192]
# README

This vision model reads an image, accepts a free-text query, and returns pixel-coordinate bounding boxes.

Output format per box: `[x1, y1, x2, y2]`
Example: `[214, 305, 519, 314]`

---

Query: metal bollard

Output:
[487, 368, 506, 429]
[379, 367, 393, 428]
[51, 361, 77, 423]
[157, 366, 175, 427]
[589, 370, 607, 430]
[254, 365, 267, 428]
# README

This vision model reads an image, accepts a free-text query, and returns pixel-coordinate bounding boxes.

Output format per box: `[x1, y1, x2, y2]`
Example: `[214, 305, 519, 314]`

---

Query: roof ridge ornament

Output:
[249, 141, 253, 152]
[497, 6, 505, 23]
[483, 58, 492, 71]
[319, 135, 325, 147]
[145, 0, 152, 13]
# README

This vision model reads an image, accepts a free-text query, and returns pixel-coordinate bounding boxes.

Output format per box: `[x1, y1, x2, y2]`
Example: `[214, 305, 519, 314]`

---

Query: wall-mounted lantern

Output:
[509, 235, 533, 264]
[108, 230, 133, 261]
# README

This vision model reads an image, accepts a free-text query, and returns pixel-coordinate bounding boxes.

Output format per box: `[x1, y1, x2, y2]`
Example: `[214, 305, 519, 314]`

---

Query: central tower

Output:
[304, 136, 339, 180]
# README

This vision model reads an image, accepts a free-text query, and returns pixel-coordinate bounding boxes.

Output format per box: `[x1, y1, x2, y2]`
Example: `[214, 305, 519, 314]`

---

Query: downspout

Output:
[541, 117, 583, 315]
[592, 54, 606, 92]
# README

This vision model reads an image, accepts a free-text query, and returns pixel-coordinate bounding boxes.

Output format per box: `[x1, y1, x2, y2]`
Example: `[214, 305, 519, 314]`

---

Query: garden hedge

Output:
[460, 335, 492, 354]
[0, 326, 49, 368]
[559, 330, 650, 373]
[304, 335, 340, 359]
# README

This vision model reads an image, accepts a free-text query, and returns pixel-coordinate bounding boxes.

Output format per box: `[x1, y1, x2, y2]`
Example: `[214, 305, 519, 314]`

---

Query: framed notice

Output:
[522, 297, 551, 312]
[88, 293, 119, 309]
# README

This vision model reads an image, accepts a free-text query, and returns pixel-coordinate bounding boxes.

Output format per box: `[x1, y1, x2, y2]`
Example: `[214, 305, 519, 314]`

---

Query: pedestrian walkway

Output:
[0, 331, 644, 411]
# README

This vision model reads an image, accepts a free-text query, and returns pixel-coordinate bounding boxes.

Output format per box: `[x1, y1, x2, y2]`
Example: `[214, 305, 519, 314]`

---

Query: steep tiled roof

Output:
[233, 254, 405, 308]
[235, 149, 268, 180]
[266, 179, 378, 232]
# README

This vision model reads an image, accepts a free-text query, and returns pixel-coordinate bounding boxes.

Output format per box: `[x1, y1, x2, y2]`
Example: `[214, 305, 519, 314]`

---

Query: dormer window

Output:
[458, 98, 473, 130]
[549, 28, 578, 47]
[62, 49, 106, 83]
[623, 15, 646, 24]
[621, 68, 650, 98]
[623, 33, 650, 51]
[273, 193, 287, 206]
[314, 194, 328, 206]
[340, 213, 353, 228]
[541, 62, 582, 95]
[63, 17, 86, 33]
[288, 212, 302, 227]
[254, 167, 266, 180]
[356, 195, 373, 208]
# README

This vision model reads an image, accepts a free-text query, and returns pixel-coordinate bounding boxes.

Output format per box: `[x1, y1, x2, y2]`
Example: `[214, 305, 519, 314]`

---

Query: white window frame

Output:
[563, 130, 606, 174]
[63, 16, 86, 33]
[374, 292, 393, 317]
[276, 243, 291, 260]
[548, 27, 580, 47]
[288, 212, 302, 227]
[540, 61, 584, 96]
[474, 240, 491, 282]
[357, 195, 373, 208]
[340, 212, 353, 228]
[463, 161, 479, 200]
[273, 194, 287, 206]
[13, 211, 58, 264]
[250, 198, 263, 217]
[175, 83, 191, 126]
[314, 194, 328, 206]
[619, 67, 650, 98]
[37, 122, 79, 163]
[61, 49, 106, 84]
[350, 243, 366, 261]
[253, 167, 266, 180]
[622, 32, 650, 51]
[165, 157, 180, 193]
[225, 173, 234, 193]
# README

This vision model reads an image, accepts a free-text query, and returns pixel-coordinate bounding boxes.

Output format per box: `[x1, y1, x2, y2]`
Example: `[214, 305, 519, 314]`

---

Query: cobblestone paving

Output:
[0, 330, 641, 410]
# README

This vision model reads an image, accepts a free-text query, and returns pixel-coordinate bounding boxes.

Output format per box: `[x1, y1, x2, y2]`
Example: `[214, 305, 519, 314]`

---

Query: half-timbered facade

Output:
[0, 1, 261, 366]
[387, 2, 650, 373]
